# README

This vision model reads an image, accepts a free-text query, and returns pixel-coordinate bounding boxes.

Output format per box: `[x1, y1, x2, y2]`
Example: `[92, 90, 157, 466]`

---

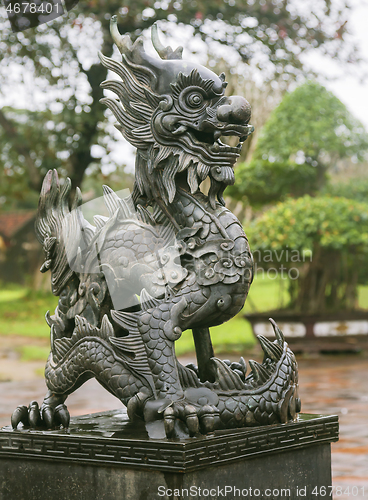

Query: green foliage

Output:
[17, 345, 50, 362]
[247, 196, 368, 313]
[248, 195, 368, 252]
[323, 177, 368, 202]
[254, 81, 368, 166]
[0, 286, 58, 337]
[0, 108, 66, 208]
[105, 0, 359, 80]
[81, 164, 135, 198]
[230, 159, 317, 206]
[231, 81, 368, 205]
[1, 0, 354, 79]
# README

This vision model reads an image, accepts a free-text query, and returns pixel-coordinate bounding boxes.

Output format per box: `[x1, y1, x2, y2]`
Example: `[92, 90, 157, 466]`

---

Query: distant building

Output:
[0, 211, 42, 283]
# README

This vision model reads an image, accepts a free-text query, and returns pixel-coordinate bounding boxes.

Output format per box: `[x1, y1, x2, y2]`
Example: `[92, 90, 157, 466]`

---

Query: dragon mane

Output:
[99, 22, 229, 207]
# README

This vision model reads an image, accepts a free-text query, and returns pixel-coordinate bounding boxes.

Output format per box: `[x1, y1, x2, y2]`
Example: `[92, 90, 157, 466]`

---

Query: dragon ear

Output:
[151, 23, 183, 60]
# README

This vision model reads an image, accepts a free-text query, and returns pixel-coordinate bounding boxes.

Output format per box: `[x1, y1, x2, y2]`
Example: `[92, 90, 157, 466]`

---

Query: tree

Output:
[0, 107, 68, 208]
[323, 176, 368, 203]
[229, 81, 368, 205]
[0, 1, 361, 205]
[247, 195, 368, 314]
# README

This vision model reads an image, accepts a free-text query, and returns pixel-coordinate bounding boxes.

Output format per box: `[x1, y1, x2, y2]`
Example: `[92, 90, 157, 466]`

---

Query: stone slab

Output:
[0, 412, 339, 500]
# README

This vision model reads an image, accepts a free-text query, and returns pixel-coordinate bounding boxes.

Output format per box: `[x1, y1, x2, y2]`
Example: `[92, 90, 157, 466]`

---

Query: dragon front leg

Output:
[114, 294, 219, 437]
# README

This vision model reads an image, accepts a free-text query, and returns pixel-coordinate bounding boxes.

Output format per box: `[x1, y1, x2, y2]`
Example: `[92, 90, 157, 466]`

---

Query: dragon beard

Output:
[134, 144, 234, 209]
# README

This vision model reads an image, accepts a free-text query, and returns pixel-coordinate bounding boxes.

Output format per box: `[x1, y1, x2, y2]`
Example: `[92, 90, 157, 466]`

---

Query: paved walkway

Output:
[1, 346, 367, 498]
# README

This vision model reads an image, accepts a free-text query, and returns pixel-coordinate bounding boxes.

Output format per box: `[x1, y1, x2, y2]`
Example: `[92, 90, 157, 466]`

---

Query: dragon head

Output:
[100, 17, 254, 208]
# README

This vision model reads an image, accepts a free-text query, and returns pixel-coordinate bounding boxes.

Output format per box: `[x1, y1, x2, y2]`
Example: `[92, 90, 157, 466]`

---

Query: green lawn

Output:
[1, 278, 368, 358]
[358, 285, 368, 309]
[0, 276, 289, 356]
[16, 345, 51, 362]
[0, 287, 58, 338]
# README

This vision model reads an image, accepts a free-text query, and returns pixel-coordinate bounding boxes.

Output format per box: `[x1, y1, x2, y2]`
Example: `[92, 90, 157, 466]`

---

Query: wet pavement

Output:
[0, 347, 367, 497]
[297, 353, 368, 495]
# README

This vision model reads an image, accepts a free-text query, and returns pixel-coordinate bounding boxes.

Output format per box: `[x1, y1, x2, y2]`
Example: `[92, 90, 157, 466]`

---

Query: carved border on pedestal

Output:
[0, 414, 338, 472]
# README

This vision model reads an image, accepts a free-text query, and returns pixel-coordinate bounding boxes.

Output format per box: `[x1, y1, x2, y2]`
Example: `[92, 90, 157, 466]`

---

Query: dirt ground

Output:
[0, 336, 367, 497]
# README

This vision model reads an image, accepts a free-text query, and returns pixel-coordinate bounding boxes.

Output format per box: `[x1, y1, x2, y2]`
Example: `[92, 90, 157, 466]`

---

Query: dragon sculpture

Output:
[12, 18, 300, 438]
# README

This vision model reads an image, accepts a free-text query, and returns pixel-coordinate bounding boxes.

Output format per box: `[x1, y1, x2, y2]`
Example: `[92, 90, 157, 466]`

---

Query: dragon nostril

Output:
[217, 97, 251, 124]
[216, 104, 232, 122]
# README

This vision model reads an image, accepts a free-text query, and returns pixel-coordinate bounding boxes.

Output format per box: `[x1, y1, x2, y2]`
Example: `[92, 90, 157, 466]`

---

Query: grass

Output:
[243, 274, 291, 313]
[358, 285, 368, 309]
[2, 278, 368, 357]
[16, 345, 51, 362]
[0, 276, 289, 356]
[0, 287, 58, 337]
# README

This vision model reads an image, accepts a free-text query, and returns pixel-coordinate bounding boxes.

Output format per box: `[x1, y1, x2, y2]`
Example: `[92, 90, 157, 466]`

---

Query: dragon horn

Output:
[110, 15, 132, 54]
[151, 23, 183, 60]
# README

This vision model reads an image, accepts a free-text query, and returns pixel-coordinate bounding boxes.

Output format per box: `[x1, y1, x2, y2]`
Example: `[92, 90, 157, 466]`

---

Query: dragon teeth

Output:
[248, 360, 270, 384]
[257, 335, 283, 361]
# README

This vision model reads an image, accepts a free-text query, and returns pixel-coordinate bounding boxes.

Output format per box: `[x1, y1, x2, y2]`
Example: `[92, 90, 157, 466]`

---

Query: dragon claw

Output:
[29, 401, 42, 428]
[54, 404, 70, 428]
[163, 406, 176, 437]
[42, 405, 54, 429]
[167, 399, 219, 437]
[127, 392, 151, 420]
[11, 400, 70, 430]
[11, 405, 29, 429]
[198, 404, 217, 434]
[138, 395, 220, 438]
[183, 404, 199, 436]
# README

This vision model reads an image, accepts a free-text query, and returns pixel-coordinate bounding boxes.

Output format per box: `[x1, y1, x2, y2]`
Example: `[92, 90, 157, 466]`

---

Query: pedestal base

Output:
[0, 411, 338, 500]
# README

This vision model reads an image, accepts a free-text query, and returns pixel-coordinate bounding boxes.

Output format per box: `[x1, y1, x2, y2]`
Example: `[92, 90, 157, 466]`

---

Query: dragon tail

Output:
[35, 169, 94, 295]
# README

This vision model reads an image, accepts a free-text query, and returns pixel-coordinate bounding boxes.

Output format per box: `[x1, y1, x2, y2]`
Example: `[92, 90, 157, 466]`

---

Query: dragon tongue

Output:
[248, 360, 271, 384]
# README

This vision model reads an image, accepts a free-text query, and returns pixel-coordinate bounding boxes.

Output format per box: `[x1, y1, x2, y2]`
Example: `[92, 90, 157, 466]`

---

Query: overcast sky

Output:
[318, 1, 368, 129]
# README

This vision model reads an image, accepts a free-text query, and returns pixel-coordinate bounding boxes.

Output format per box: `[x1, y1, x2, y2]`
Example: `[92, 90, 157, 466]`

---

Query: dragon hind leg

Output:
[11, 315, 150, 430]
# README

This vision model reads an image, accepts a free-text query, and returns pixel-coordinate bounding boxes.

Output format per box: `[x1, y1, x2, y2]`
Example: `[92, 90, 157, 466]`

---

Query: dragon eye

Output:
[186, 92, 204, 107]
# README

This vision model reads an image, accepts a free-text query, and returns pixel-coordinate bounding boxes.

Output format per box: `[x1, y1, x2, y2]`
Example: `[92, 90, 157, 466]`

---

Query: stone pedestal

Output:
[0, 411, 338, 500]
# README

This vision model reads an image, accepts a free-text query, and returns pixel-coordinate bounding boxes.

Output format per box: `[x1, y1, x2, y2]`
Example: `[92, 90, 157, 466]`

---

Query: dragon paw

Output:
[11, 400, 70, 430]
[127, 388, 220, 438]
[161, 399, 219, 438]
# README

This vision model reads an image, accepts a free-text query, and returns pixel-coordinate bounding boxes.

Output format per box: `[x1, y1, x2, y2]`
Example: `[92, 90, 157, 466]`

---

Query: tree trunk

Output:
[291, 246, 360, 314]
